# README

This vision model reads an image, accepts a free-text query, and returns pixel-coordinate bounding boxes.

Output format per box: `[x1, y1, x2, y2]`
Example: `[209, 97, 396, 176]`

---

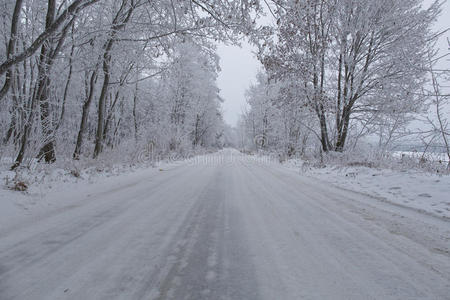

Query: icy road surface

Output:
[0, 150, 449, 299]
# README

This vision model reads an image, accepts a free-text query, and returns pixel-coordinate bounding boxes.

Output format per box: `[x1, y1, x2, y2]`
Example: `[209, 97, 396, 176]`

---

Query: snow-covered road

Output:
[1, 150, 449, 299]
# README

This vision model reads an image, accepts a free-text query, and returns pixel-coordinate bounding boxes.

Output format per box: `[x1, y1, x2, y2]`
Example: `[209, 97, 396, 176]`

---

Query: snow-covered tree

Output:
[0, 0, 261, 167]
[255, 0, 441, 152]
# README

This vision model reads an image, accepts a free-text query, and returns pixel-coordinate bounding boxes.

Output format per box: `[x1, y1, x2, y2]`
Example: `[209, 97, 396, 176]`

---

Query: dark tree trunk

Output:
[318, 108, 330, 152]
[3, 67, 20, 145]
[93, 58, 111, 158]
[3, 114, 16, 145]
[335, 106, 351, 152]
[11, 87, 38, 170]
[73, 70, 97, 159]
[0, 0, 23, 102]
[12, 0, 59, 168]
[36, 0, 56, 163]
[133, 80, 139, 141]
[93, 0, 134, 158]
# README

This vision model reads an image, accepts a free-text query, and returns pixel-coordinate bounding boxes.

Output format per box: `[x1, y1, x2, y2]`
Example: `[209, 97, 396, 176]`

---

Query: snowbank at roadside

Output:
[0, 159, 184, 230]
[284, 159, 450, 220]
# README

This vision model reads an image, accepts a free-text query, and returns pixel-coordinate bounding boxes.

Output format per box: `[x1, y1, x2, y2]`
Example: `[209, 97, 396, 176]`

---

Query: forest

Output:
[0, 0, 259, 169]
[239, 0, 449, 170]
[0, 0, 448, 171]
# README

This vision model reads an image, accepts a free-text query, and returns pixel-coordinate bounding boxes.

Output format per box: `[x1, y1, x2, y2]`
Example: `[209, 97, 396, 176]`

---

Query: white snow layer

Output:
[285, 160, 450, 220]
[0, 150, 449, 299]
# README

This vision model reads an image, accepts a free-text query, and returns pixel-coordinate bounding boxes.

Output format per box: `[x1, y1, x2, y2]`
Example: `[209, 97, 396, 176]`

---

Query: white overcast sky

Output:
[217, 0, 450, 127]
[217, 42, 261, 127]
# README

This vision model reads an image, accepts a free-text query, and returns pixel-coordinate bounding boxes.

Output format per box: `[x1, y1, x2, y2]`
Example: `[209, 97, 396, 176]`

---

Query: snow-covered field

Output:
[283, 159, 450, 220]
[392, 151, 449, 163]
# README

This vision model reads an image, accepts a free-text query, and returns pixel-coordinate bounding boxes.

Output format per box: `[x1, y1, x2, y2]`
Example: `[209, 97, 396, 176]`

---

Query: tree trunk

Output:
[73, 70, 97, 159]
[103, 90, 121, 142]
[36, 0, 56, 163]
[11, 86, 38, 169]
[3, 113, 16, 145]
[335, 106, 351, 152]
[133, 80, 139, 141]
[93, 0, 134, 158]
[12, 0, 59, 168]
[0, 0, 23, 102]
[317, 104, 330, 152]
[93, 58, 111, 158]
[3, 66, 21, 145]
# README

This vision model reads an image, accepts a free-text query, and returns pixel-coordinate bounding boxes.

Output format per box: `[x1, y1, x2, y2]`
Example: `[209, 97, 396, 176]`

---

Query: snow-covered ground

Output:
[0, 150, 449, 299]
[283, 159, 450, 220]
[392, 151, 449, 163]
[0, 159, 184, 230]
